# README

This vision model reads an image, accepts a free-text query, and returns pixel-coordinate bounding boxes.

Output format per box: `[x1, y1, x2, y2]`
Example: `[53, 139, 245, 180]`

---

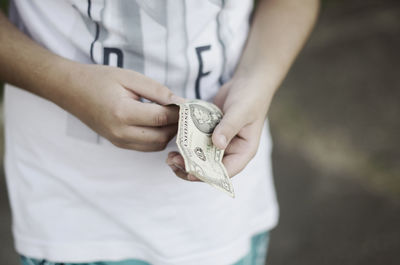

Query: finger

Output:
[222, 123, 262, 177]
[113, 124, 177, 151]
[113, 142, 162, 152]
[212, 107, 247, 150]
[166, 153, 200, 181]
[122, 101, 179, 127]
[166, 152, 185, 169]
[169, 164, 190, 180]
[119, 70, 185, 105]
[222, 151, 254, 177]
[224, 136, 248, 155]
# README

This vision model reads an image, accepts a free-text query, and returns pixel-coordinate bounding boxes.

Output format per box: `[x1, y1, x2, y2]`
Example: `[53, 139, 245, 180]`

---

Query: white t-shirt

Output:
[4, 1, 278, 265]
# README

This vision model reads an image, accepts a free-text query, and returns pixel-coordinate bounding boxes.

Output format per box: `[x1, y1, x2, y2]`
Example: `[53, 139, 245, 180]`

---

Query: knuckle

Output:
[218, 122, 235, 137]
[225, 122, 237, 133]
[111, 139, 126, 149]
[155, 83, 173, 101]
[153, 111, 169, 126]
[112, 105, 126, 124]
[109, 127, 125, 143]
[160, 132, 171, 143]
[154, 136, 169, 150]
[156, 141, 168, 151]
[165, 90, 174, 102]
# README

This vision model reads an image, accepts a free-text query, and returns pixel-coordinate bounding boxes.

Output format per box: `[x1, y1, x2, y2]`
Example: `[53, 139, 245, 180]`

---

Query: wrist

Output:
[230, 70, 276, 115]
[44, 58, 89, 112]
[26, 55, 99, 130]
[25, 54, 75, 103]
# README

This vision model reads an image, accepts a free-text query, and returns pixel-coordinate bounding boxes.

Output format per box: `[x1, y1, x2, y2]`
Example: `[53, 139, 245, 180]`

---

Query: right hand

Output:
[61, 63, 185, 151]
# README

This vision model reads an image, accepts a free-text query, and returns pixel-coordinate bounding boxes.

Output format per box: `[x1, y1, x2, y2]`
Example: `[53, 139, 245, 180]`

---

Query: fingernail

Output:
[169, 165, 178, 171]
[173, 163, 185, 171]
[217, 135, 227, 149]
[172, 157, 181, 165]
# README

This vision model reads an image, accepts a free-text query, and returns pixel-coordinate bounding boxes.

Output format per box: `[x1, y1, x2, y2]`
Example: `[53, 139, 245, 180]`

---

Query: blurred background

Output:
[0, 0, 399, 265]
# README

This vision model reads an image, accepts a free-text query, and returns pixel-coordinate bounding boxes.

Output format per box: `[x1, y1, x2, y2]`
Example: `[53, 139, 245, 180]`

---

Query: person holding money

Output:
[0, 0, 319, 265]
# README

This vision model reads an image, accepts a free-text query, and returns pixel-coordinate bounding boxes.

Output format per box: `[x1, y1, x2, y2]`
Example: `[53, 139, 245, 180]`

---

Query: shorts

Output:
[20, 231, 269, 265]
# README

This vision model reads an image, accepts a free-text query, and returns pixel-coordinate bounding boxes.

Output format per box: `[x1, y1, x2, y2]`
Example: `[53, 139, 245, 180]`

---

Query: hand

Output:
[0, 10, 183, 152]
[166, 75, 272, 181]
[62, 63, 185, 151]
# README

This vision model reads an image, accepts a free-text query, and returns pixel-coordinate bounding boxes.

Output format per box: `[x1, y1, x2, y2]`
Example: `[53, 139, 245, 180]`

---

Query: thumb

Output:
[212, 108, 245, 150]
[213, 82, 230, 109]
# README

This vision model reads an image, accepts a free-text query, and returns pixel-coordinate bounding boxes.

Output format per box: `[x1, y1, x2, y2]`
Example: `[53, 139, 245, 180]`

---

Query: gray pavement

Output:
[267, 0, 400, 264]
[268, 145, 400, 265]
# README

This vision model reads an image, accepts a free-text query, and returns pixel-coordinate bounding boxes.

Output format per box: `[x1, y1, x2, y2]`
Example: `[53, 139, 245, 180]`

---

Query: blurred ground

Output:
[267, 0, 400, 264]
[0, 0, 399, 265]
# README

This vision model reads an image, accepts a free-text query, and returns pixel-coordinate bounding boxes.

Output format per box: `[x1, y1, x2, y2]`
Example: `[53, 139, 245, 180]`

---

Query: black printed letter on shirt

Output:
[103, 47, 124, 68]
[195, 45, 211, 99]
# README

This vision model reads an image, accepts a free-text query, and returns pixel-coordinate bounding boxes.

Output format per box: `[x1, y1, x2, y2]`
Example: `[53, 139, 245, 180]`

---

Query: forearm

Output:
[235, 0, 320, 104]
[0, 11, 75, 106]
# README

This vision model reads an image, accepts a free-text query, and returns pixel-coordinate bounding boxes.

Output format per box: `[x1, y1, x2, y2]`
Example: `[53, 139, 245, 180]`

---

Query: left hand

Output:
[166, 75, 273, 181]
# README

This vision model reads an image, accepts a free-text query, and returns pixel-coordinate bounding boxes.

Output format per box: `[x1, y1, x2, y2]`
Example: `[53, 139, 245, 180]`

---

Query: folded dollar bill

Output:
[176, 100, 235, 198]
